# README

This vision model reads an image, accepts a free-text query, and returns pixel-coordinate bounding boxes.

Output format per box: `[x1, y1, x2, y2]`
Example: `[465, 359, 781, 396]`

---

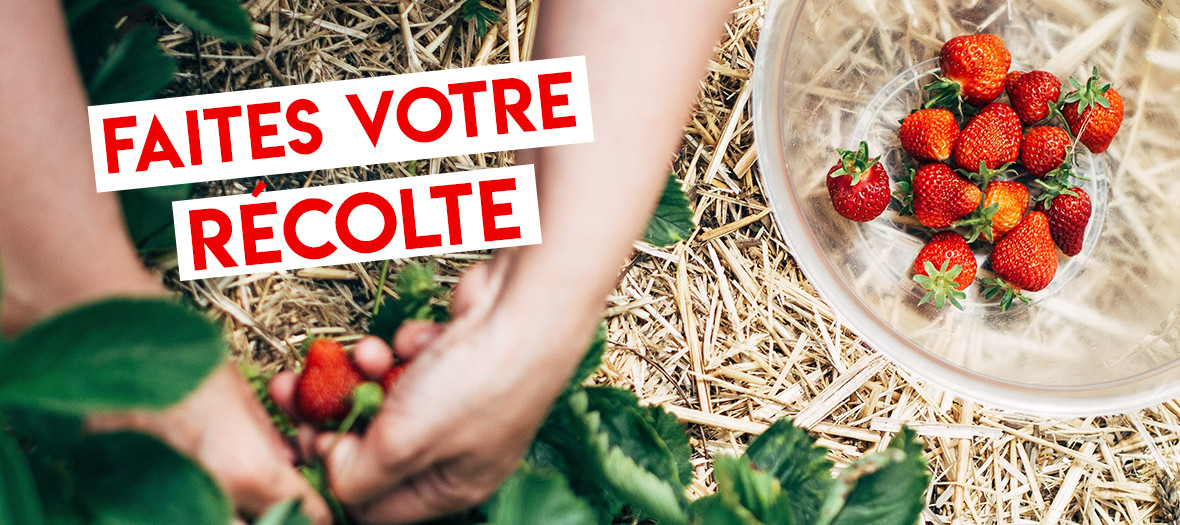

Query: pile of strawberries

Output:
[825, 33, 1125, 311]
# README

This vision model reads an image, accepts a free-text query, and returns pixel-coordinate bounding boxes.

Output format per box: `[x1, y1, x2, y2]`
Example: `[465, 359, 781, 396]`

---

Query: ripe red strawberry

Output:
[909, 163, 982, 228]
[984, 211, 1058, 310]
[912, 231, 977, 310]
[899, 108, 960, 162]
[1062, 68, 1124, 153]
[1007, 70, 1062, 125]
[925, 34, 1012, 109]
[1020, 126, 1072, 178]
[1037, 187, 1091, 257]
[954, 103, 1022, 173]
[1004, 71, 1023, 99]
[955, 180, 1029, 242]
[826, 141, 890, 222]
[381, 363, 408, 391]
[296, 339, 364, 426]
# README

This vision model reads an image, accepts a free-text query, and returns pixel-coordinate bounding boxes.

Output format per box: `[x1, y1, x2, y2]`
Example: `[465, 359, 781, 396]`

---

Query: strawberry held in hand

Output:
[954, 102, 1022, 173]
[912, 231, 977, 310]
[925, 34, 1012, 109]
[1037, 187, 1092, 257]
[1063, 68, 1124, 154]
[899, 108, 959, 162]
[826, 141, 890, 222]
[907, 163, 981, 228]
[984, 211, 1058, 310]
[295, 338, 381, 429]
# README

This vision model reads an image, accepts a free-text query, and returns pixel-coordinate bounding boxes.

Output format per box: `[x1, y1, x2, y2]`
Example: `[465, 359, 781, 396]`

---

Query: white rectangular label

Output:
[173, 165, 540, 280]
[91, 57, 591, 192]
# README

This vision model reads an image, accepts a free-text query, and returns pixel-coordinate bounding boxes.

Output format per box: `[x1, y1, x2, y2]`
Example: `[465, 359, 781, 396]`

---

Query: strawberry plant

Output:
[0, 269, 237, 524]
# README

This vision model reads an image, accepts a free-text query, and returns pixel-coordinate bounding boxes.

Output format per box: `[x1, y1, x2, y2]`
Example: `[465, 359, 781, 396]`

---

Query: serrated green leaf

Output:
[74, 432, 231, 525]
[744, 419, 834, 524]
[0, 299, 225, 414]
[567, 390, 689, 525]
[823, 428, 930, 525]
[143, 0, 254, 42]
[713, 455, 783, 524]
[119, 184, 193, 254]
[0, 430, 46, 525]
[484, 467, 596, 525]
[583, 387, 686, 490]
[255, 500, 312, 525]
[642, 174, 694, 247]
[1, 408, 82, 458]
[568, 322, 606, 387]
[87, 25, 178, 105]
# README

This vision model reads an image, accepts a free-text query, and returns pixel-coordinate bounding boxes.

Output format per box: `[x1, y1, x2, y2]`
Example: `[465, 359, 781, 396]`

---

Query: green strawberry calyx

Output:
[959, 161, 1013, 187]
[1063, 67, 1113, 113]
[893, 166, 916, 217]
[830, 141, 879, 186]
[913, 261, 968, 310]
[980, 277, 1032, 312]
[952, 202, 1001, 243]
[922, 75, 966, 116]
[336, 381, 385, 436]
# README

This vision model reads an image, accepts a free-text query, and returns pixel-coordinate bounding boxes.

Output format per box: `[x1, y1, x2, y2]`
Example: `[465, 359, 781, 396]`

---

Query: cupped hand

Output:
[88, 362, 333, 525]
[270, 260, 595, 524]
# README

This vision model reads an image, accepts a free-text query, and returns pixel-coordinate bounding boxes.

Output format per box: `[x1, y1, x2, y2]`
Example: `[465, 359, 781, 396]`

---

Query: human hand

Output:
[88, 362, 333, 525]
[270, 260, 597, 524]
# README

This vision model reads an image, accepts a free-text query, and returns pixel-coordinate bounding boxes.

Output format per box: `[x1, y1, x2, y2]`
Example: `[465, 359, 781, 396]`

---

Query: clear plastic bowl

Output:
[753, 0, 1180, 415]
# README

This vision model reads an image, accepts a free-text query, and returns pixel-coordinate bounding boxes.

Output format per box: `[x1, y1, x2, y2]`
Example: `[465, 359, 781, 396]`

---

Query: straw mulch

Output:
[155, 1, 1180, 523]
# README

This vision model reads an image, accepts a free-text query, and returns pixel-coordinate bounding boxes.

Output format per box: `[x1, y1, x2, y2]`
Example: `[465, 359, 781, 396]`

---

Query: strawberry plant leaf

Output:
[742, 419, 833, 524]
[0, 299, 225, 414]
[73, 431, 231, 525]
[143, 0, 255, 42]
[255, 500, 312, 525]
[87, 25, 178, 105]
[711, 455, 797, 525]
[583, 387, 690, 489]
[482, 466, 596, 525]
[567, 322, 606, 387]
[0, 408, 82, 458]
[565, 389, 689, 525]
[460, 0, 500, 40]
[642, 173, 694, 247]
[690, 494, 764, 525]
[66, 0, 125, 82]
[369, 261, 449, 343]
[820, 427, 929, 525]
[119, 184, 193, 254]
[0, 430, 46, 525]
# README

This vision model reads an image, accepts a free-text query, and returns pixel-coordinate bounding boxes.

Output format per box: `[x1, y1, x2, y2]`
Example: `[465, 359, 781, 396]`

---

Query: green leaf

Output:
[255, 500, 312, 525]
[584, 387, 687, 489]
[143, 0, 255, 42]
[369, 262, 448, 342]
[66, 0, 124, 82]
[691, 494, 763, 525]
[73, 432, 231, 525]
[0, 430, 46, 525]
[87, 25, 178, 105]
[0, 407, 83, 458]
[119, 184, 193, 254]
[566, 390, 689, 525]
[822, 428, 929, 525]
[710, 455, 797, 525]
[0, 299, 225, 413]
[642, 174, 695, 247]
[567, 322, 606, 387]
[460, 0, 500, 40]
[743, 419, 834, 524]
[483, 467, 596, 525]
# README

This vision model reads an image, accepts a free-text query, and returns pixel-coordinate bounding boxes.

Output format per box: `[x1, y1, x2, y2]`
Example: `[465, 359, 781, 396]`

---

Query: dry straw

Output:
[155, 0, 1180, 522]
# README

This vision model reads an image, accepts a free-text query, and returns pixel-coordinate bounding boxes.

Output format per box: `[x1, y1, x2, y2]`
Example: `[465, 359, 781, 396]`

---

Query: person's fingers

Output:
[449, 262, 494, 318]
[316, 412, 437, 506]
[353, 335, 394, 380]
[268, 371, 299, 417]
[217, 460, 333, 525]
[391, 321, 444, 361]
[350, 469, 497, 525]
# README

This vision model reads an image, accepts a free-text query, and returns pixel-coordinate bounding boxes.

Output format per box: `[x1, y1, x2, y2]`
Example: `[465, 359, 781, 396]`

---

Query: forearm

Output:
[0, 2, 162, 334]
[501, 1, 735, 349]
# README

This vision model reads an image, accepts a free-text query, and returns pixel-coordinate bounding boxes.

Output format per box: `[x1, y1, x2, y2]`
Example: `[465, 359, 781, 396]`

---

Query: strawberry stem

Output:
[913, 261, 967, 310]
[336, 381, 384, 436]
[953, 202, 1000, 243]
[831, 141, 879, 186]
